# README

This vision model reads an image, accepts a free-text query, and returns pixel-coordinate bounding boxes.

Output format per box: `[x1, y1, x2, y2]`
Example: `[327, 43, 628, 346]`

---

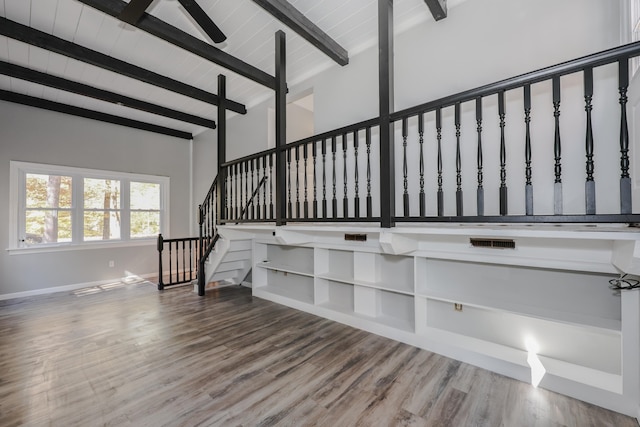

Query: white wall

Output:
[0, 101, 192, 297]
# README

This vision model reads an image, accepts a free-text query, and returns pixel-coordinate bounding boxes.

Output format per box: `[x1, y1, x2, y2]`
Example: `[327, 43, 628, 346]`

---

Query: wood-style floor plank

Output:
[0, 280, 637, 427]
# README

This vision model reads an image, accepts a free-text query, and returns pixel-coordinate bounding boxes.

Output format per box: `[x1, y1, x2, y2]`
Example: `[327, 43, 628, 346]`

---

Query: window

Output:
[10, 161, 169, 250]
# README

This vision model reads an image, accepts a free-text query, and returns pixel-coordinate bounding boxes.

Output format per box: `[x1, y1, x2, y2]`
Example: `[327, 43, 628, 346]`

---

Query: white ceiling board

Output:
[52, 0, 84, 40]
[0, 0, 471, 137]
[74, 5, 106, 45]
[3, 0, 30, 25]
[30, 0, 57, 34]
[28, 42, 50, 72]
[6, 38, 29, 65]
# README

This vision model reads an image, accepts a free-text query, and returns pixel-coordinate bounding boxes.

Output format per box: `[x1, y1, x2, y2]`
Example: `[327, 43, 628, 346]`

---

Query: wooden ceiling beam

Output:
[423, 0, 447, 21]
[0, 90, 192, 140]
[176, 0, 226, 44]
[0, 61, 217, 129]
[251, 0, 349, 66]
[77, 0, 277, 90]
[119, 0, 154, 25]
[0, 17, 246, 115]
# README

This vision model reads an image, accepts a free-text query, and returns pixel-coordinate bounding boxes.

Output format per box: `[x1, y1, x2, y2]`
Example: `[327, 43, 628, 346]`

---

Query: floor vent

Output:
[470, 238, 515, 249]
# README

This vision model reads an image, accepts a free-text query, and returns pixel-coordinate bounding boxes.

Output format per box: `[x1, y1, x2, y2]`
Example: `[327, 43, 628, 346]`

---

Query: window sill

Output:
[6, 239, 155, 255]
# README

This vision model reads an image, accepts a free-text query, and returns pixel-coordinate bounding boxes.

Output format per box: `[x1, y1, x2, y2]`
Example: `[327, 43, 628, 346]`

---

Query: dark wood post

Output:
[275, 30, 287, 226]
[157, 233, 164, 290]
[217, 74, 226, 224]
[378, 0, 395, 228]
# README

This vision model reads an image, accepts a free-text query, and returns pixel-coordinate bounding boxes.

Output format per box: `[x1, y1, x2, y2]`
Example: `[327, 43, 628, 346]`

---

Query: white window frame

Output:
[8, 161, 170, 254]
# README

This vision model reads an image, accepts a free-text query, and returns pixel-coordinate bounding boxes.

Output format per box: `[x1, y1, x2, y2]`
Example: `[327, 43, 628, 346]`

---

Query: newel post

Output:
[275, 30, 287, 226]
[217, 74, 227, 224]
[378, 0, 395, 227]
[157, 233, 164, 290]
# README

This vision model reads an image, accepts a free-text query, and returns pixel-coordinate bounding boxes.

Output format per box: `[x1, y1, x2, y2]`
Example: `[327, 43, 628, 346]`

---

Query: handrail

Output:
[238, 175, 268, 221]
[196, 174, 268, 295]
[390, 40, 640, 121]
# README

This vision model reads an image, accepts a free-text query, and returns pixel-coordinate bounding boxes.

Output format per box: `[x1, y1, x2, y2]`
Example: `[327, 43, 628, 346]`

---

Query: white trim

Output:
[0, 271, 157, 301]
[6, 239, 154, 255]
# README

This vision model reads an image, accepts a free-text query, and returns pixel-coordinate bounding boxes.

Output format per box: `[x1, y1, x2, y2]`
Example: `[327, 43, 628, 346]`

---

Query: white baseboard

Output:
[0, 272, 157, 301]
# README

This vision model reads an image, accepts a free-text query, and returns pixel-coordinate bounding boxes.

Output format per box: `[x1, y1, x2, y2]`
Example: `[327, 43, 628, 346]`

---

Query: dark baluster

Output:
[157, 234, 164, 290]
[224, 169, 228, 221]
[238, 163, 243, 219]
[499, 91, 508, 216]
[188, 239, 193, 282]
[262, 156, 268, 219]
[619, 58, 631, 214]
[476, 98, 484, 216]
[303, 143, 309, 218]
[269, 154, 274, 219]
[354, 130, 360, 217]
[332, 136, 337, 218]
[173, 241, 178, 284]
[343, 133, 348, 218]
[250, 159, 255, 219]
[255, 159, 261, 220]
[182, 240, 186, 283]
[436, 108, 443, 216]
[167, 240, 172, 285]
[418, 113, 425, 216]
[244, 161, 249, 218]
[584, 68, 595, 215]
[322, 139, 327, 218]
[552, 76, 562, 215]
[455, 103, 463, 216]
[287, 147, 292, 218]
[524, 85, 533, 216]
[232, 163, 242, 219]
[366, 127, 372, 217]
[228, 167, 233, 221]
[295, 145, 300, 218]
[402, 117, 409, 216]
[313, 141, 318, 218]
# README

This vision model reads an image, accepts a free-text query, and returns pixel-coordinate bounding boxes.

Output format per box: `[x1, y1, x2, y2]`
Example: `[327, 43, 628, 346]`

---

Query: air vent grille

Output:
[470, 238, 515, 249]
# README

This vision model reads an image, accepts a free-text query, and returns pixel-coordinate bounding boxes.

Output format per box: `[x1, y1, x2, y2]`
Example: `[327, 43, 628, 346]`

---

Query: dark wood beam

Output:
[423, 0, 447, 21]
[0, 17, 247, 115]
[379, 0, 395, 228]
[119, 0, 154, 25]
[77, 0, 277, 90]
[251, 0, 349, 66]
[177, 0, 226, 43]
[0, 61, 217, 129]
[0, 90, 192, 139]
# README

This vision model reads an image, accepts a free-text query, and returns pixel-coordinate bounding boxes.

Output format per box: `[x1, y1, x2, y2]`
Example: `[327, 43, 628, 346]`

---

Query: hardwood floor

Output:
[0, 279, 637, 427]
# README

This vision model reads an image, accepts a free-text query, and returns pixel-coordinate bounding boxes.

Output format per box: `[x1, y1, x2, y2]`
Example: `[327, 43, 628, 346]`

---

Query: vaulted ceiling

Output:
[0, 0, 464, 139]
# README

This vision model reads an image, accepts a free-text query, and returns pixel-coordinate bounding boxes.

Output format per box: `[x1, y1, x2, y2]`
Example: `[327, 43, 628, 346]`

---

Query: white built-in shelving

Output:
[242, 225, 638, 417]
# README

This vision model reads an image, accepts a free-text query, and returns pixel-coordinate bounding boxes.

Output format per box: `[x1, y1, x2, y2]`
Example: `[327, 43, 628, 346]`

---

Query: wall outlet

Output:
[108, 260, 115, 268]
[454, 303, 463, 312]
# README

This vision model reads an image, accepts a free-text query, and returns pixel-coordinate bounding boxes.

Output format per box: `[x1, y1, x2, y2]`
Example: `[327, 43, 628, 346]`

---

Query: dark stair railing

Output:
[220, 41, 640, 225]
[196, 175, 268, 296]
[156, 234, 202, 290]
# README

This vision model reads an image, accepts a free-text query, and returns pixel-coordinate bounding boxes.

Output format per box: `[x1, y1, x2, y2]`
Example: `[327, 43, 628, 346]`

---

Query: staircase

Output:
[197, 236, 252, 290]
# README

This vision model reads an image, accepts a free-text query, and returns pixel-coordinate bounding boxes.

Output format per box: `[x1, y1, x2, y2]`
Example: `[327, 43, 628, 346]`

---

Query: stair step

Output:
[228, 240, 251, 251]
[223, 250, 251, 262]
[215, 260, 247, 273]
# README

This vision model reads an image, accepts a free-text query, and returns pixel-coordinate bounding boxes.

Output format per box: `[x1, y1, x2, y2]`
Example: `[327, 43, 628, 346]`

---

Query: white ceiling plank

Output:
[30, 0, 57, 34]
[9, 76, 34, 95]
[4, 0, 30, 25]
[6, 38, 29, 65]
[74, 5, 106, 45]
[45, 51, 69, 76]
[52, 0, 84, 40]
[0, 0, 6, 17]
[27, 43, 50, 72]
